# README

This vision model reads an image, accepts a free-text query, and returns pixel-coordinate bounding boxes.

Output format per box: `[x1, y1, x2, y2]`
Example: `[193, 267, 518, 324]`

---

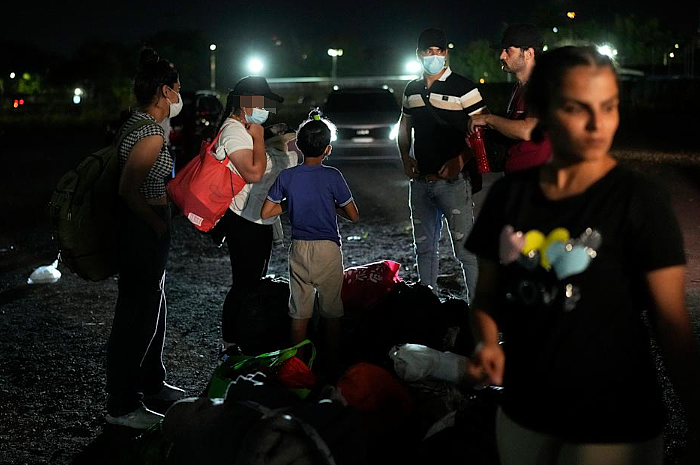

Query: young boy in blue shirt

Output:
[261, 110, 359, 367]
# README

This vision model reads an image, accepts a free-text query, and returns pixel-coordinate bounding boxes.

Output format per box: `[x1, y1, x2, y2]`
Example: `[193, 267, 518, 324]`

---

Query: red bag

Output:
[277, 356, 317, 390]
[336, 363, 413, 414]
[341, 260, 402, 315]
[166, 127, 246, 232]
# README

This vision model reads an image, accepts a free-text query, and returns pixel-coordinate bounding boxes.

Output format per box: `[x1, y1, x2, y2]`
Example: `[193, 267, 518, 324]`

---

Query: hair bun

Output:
[139, 47, 160, 67]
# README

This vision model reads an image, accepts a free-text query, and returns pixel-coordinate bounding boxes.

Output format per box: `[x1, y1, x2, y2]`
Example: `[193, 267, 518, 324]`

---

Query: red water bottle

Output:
[469, 126, 490, 173]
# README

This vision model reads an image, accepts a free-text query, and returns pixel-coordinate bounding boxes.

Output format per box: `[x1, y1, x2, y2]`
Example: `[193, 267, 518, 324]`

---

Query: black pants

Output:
[106, 204, 170, 416]
[219, 209, 273, 343]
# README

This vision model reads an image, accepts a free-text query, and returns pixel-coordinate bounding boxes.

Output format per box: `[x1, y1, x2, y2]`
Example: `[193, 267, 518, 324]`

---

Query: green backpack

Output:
[48, 119, 158, 281]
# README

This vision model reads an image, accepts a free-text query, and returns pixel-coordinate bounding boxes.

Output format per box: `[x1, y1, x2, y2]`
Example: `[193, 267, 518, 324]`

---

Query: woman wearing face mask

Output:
[105, 47, 185, 429]
[209, 76, 288, 358]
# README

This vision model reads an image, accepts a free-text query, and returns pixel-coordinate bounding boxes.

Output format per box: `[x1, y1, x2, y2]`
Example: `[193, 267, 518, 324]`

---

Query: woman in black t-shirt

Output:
[465, 46, 700, 465]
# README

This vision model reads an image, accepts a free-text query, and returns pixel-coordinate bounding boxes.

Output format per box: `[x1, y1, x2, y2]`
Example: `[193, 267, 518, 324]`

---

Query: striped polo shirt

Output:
[402, 67, 486, 174]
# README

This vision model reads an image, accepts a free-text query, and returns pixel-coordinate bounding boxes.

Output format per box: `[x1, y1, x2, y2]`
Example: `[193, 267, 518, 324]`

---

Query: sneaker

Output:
[143, 383, 186, 402]
[105, 405, 164, 429]
[218, 343, 243, 362]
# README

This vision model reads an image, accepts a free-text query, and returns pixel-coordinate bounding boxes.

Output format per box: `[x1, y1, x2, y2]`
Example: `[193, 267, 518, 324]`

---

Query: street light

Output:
[9, 72, 16, 79]
[209, 44, 217, 91]
[567, 11, 576, 19]
[246, 57, 264, 74]
[597, 44, 618, 59]
[327, 48, 343, 79]
[405, 59, 422, 74]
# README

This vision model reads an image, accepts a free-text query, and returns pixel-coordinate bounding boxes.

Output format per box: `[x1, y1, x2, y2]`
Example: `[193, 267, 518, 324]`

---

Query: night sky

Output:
[6, 0, 699, 57]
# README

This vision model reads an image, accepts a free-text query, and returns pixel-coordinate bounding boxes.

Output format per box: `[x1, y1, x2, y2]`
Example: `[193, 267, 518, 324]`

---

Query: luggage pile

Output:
[136, 260, 502, 465]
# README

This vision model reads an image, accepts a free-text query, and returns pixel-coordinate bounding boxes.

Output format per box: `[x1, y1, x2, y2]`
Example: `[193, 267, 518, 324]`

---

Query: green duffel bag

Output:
[207, 339, 316, 399]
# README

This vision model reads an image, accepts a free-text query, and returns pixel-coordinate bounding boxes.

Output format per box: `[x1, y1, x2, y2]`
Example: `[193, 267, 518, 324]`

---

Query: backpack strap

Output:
[114, 117, 162, 148]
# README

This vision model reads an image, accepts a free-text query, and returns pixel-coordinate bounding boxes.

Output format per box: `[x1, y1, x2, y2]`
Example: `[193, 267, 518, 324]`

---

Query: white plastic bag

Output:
[389, 343, 467, 383]
[27, 259, 62, 284]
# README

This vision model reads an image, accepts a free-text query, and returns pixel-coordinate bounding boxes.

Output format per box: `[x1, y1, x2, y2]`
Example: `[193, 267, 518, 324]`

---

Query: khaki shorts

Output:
[288, 240, 344, 320]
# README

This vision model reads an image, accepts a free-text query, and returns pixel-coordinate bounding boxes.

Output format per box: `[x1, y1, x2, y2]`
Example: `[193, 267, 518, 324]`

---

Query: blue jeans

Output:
[409, 173, 477, 303]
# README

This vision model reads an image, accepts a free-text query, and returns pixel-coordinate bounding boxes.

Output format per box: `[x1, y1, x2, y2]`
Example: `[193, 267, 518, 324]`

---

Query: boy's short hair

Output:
[296, 109, 336, 158]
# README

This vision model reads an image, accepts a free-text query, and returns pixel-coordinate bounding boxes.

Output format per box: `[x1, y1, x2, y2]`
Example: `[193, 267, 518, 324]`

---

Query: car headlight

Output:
[389, 123, 400, 140]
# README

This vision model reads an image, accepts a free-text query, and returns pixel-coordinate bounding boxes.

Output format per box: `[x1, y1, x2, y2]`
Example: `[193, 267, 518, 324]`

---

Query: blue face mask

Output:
[421, 55, 446, 75]
[244, 108, 269, 125]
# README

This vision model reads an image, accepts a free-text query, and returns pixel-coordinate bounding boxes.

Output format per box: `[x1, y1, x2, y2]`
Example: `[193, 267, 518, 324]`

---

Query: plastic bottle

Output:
[468, 126, 490, 173]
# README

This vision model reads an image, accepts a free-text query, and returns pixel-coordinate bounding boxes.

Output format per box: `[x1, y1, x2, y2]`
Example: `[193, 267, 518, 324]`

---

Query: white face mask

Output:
[244, 108, 269, 125]
[421, 55, 446, 75]
[166, 88, 183, 118]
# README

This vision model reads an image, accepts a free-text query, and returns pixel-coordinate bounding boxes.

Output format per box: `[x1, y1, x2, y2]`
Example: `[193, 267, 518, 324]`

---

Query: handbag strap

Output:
[207, 120, 239, 160]
[419, 92, 463, 133]
[232, 339, 316, 372]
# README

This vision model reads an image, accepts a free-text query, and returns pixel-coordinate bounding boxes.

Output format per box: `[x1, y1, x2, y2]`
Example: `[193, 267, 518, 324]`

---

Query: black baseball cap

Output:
[417, 28, 447, 50]
[231, 75, 284, 103]
[491, 23, 543, 51]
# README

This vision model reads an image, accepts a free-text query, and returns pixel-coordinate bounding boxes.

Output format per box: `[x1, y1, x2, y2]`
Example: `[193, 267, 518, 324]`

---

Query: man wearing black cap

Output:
[397, 28, 487, 303]
[468, 23, 551, 174]
[210, 75, 288, 356]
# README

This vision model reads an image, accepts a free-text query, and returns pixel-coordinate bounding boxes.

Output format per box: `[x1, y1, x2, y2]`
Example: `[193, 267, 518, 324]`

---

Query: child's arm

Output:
[261, 199, 283, 219]
[336, 200, 359, 223]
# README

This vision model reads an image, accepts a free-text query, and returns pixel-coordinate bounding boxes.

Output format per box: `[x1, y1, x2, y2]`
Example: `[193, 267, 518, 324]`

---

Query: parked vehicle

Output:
[322, 88, 401, 160]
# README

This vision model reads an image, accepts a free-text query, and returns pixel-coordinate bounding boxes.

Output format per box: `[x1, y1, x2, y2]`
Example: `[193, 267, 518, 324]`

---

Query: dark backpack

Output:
[233, 276, 292, 354]
[48, 119, 157, 281]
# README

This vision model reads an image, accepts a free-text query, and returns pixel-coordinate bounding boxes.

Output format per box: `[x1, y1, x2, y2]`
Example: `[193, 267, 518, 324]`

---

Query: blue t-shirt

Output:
[266, 164, 353, 246]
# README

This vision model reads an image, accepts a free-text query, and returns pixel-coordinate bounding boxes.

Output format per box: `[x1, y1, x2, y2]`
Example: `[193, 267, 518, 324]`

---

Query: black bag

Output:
[233, 276, 292, 354]
[347, 282, 444, 366]
[237, 401, 367, 465]
[482, 127, 512, 173]
[162, 395, 366, 465]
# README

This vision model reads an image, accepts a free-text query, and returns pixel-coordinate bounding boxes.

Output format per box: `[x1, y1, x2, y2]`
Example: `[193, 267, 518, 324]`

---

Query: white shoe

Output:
[143, 382, 186, 402]
[105, 405, 164, 429]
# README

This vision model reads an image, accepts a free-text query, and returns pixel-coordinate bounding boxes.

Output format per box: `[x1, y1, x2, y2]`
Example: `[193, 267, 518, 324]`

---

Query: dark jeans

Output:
[106, 204, 170, 416]
[220, 209, 273, 343]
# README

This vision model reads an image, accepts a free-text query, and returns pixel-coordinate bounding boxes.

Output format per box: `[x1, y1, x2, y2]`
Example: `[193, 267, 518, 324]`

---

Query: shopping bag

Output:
[208, 339, 316, 399]
[166, 129, 246, 232]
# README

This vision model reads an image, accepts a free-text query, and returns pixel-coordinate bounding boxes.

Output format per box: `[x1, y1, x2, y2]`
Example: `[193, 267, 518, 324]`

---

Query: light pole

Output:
[567, 11, 576, 41]
[209, 44, 217, 91]
[327, 48, 343, 79]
